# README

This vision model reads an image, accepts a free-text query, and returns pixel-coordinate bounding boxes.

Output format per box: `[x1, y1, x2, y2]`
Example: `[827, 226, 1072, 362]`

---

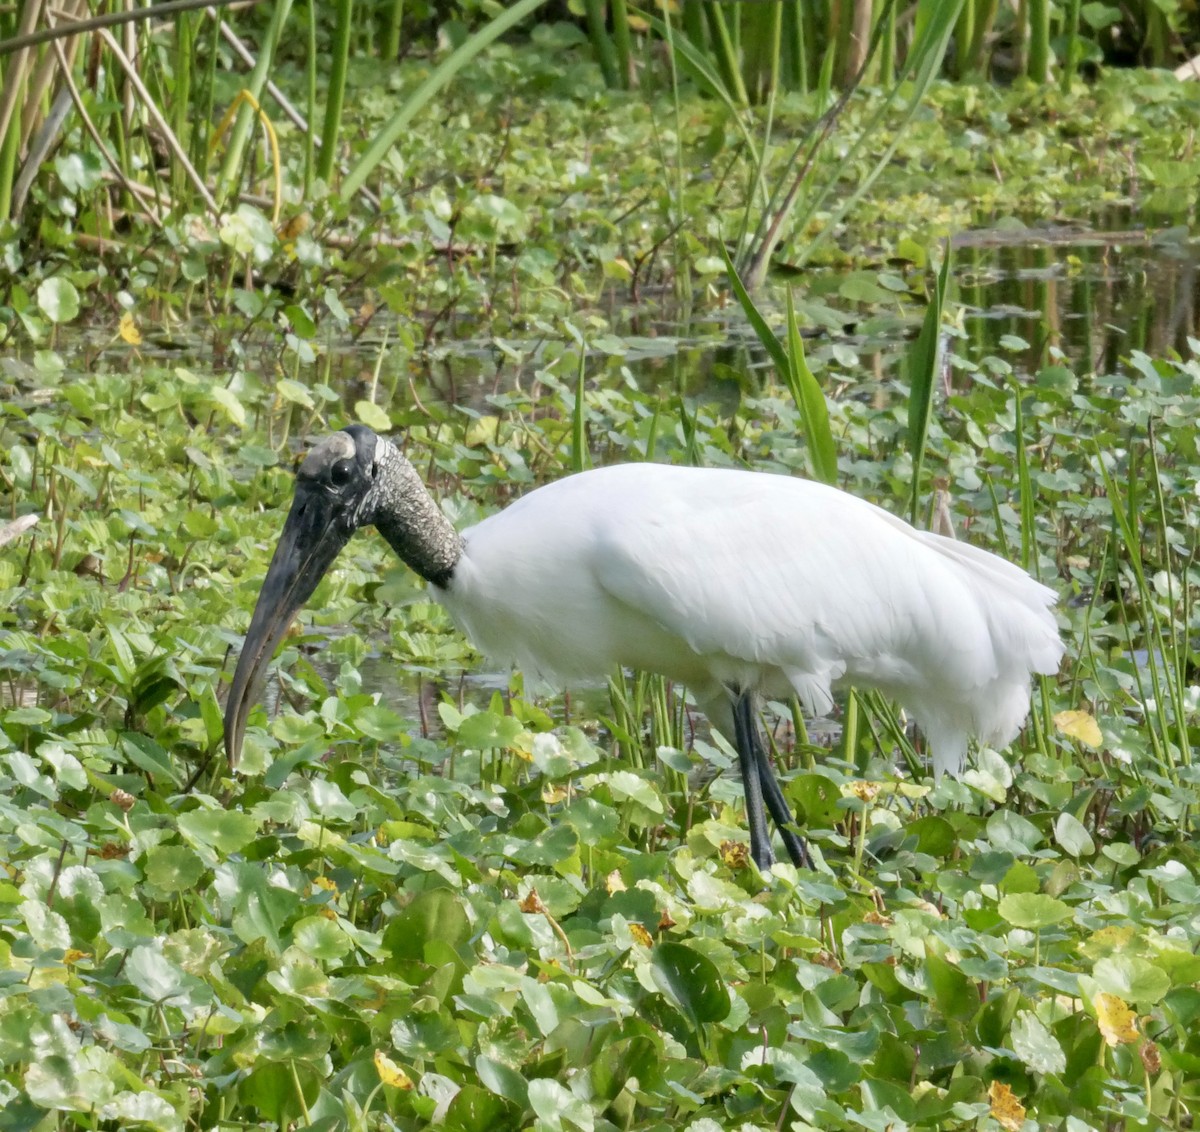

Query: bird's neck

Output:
[374, 444, 463, 589]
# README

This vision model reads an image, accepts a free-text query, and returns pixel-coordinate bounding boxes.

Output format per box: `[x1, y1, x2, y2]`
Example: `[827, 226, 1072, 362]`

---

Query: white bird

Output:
[225, 425, 1064, 870]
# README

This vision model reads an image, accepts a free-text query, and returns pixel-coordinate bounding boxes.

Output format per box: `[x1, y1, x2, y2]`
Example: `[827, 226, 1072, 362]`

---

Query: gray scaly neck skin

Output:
[372, 440, 463, 589]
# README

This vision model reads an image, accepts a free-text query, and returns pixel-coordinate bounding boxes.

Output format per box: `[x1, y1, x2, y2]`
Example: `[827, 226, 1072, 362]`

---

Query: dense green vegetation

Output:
[3, 5, 1200, 1131]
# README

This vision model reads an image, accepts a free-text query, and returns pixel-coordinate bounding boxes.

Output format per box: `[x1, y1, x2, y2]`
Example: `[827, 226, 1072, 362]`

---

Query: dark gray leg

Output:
[753, 739, 813, 870]
[733, 692, 813, 870]
[732, 691, 773, 869]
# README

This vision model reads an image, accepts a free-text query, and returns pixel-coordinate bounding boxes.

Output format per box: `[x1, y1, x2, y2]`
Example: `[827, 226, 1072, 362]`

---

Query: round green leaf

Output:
[383, 889, 471, 961]
[1101, 842, 1141, 867]
[37, 277, 80, 323]
[98, 1091, 179, 1129]
[355, 400, 392, 431]
[1093, 956, 1171, 1006]
[177, 810, 260, 855]
[457, 711, 525, 750]
[144, 846, 206, 894]
[997, 893, 1073, 929]
[788, 773, 842, 826]
[560, 797, 620, 843]
[292, 916, 353, 961]
[651, 941, 730, 1025]
[444, 1084, 520, 1132]
[591, 1034, 661, 1099]
[475, 1055, 528, 1107]
[354, 703, 408, 741]
[1054, 813, 1095, 858]
[1010, 1009, 1067, 1075]
[907, 814, 956, 857]
[277, 378, 315, 407]
[126, 944, 190, 1004]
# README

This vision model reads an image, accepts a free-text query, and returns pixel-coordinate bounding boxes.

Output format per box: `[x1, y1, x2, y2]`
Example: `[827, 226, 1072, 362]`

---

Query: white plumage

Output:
[444, 463, 1063, 779]
[226, 427, 1064, 870]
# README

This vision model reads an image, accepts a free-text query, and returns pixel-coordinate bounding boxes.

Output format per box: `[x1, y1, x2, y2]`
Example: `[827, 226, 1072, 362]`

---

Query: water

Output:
[956, 223, 1200, 374]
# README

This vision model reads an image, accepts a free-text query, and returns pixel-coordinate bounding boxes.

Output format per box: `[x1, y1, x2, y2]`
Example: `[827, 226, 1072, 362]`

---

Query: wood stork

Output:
[224, 425, 1064, 870]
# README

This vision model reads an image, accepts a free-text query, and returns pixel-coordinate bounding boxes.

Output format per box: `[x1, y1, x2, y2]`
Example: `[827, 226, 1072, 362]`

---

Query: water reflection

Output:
[956, 226, 1199, 376]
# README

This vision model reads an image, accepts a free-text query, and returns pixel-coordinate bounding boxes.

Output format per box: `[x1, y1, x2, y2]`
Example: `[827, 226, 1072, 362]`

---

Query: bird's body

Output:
[444, 462, 1061, 778]
[225, 427, 1064, 870]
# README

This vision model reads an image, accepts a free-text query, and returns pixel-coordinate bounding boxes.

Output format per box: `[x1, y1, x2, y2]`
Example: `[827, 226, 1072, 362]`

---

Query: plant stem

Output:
[317, 0, 353, 184]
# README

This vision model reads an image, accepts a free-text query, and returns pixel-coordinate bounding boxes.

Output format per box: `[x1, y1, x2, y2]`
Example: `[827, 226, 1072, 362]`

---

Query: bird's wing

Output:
[591, 468, 1053, 725]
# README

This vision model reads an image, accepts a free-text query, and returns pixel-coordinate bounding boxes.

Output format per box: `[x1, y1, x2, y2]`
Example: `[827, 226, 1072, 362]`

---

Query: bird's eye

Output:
[329, 458, 354, 487]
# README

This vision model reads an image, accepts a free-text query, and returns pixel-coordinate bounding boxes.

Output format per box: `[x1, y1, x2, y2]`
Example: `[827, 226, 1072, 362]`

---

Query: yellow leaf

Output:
[118, 312, 142, 345]
[847, 780, 881, 802]
[374, 1050, 414, 1089]
[605, 870, 626, 895]
[541, 784, 569, 805]
[988, 1080, 1026, 1131]
[1096, 992, 1139, 1046]
[277, 212, 311, 241]
[1054, 710, 1103, 748]
[628, 922, 653, 948]
[719, 840, 749, 869]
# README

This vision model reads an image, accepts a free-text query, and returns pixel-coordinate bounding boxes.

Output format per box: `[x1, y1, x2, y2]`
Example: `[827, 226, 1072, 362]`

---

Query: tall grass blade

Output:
[1011, 376, 1054, 760]
[740, 3, 887, 285]
[783, 290, 838, 486]
[341, 0, 550, 200]
[304, 0, 317, 193]
[721, 246, 837, 485]
[214, 0, 293, 205]
[969, 0, 1000, 74]
[317, 0, 354, 183]
[0, 0, 39, 219]
[639, 8, 766, 204]
[99, 27, 219, 215]
[906, 246, 951, 525]
[1059, 0, 1081, 90]
[173, 11, 194, 199]
[1027, 0, 1051, 81]
[778, 0, 962, 274]
[701, 1, 749, 106]
[572, 342, 589, 474]
[1097, 445, 1192, 777]
[583, 0, 620, 87]
[1011, 377, 1035, 572]
[878, 0, 897, 85]
[611, 0, 634, 89]
[381, 0, 404, 61]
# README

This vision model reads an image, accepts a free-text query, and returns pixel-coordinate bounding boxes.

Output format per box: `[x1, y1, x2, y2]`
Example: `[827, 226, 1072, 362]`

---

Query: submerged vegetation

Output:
[3, 2, 1200, 1130]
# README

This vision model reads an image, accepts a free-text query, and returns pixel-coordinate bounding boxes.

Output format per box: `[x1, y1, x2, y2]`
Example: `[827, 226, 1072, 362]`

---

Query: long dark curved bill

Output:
[224, 484, 355, 767]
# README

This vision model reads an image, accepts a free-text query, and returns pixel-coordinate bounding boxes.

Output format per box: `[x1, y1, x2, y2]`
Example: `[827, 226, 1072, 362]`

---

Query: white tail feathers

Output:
[910, 531, 1064, 778]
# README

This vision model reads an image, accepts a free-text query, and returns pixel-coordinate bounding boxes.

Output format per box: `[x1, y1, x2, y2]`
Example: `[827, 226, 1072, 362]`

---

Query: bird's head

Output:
[224, 425, 385, 768]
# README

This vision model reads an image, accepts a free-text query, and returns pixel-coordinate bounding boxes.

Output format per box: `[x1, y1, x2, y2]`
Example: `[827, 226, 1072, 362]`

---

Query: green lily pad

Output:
[651, 942, 730, 1027]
